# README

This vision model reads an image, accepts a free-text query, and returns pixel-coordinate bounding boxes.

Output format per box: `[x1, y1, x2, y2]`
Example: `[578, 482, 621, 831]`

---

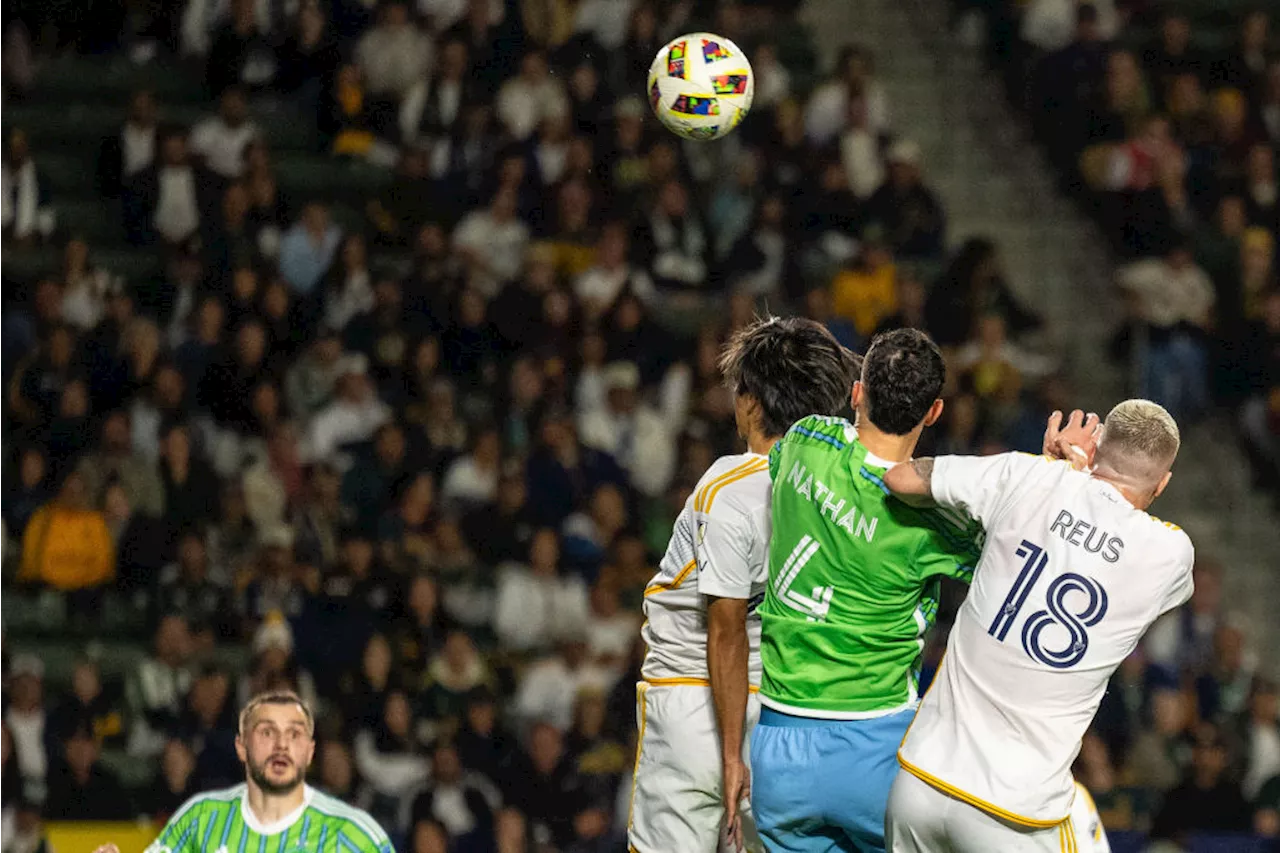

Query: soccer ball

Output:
[647, 32, 754, 141]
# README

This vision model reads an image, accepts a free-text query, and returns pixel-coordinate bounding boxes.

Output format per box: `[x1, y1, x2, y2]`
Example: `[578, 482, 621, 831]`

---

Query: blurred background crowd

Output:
[0, 0, 1276, 851]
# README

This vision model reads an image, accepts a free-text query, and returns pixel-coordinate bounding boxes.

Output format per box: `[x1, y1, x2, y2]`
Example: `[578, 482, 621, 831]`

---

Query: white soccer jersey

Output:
[899, 453, 1195, 825]
[1070, 781, 1111, 853]
[641, 453, 771, 686]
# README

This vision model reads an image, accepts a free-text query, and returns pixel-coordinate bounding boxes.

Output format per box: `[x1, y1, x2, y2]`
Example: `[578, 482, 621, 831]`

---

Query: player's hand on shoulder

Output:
[1043, 409, 1101, 471]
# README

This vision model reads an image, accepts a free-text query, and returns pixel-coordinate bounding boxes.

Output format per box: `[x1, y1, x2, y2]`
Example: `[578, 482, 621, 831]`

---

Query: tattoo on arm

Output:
[911, 457, 935, 491]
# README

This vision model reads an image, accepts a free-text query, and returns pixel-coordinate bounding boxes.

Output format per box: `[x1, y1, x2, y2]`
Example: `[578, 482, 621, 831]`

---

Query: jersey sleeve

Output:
[931, 452, 1045, 526]
[145, 796, 203, 853]
[695, 493, 759, 600]
[1157, 530, 1196, 615]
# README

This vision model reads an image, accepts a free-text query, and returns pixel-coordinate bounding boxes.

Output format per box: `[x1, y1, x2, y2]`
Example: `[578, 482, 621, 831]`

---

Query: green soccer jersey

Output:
[146, 784, 394, 853]
[760, 416, 983, 717]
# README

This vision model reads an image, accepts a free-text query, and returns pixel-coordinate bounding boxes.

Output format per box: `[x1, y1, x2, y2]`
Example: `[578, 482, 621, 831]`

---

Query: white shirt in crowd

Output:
[399, 77, 465, 144]
[495, 76, 569, 141]
[355, 24, 433, 98]
[492, 565, 590, 652]
[805, 79, 890, 146]
[415, 0, 502, 32]
[324, 270, 375, 331]
[122, 123, 157, 177]
[1117, 257, 1215, 330]
[191, 116, 260, 179]
[573, 0, 635, 50]
[512, 655, 614, 732]
[4, 706, 47, 784]
[440, 455, 499, 507]
[451, 209, 529, 298]
[307, 396, 392, 461]
[899, 452, 1194, 824]
[2, 160, 53, 240]
[1021, 0, 1119, 51]
[154, 167, 202, 243]
[578, 403, 677, 498]
[841, 125, 885, 200]
[574, 264, 656, 315]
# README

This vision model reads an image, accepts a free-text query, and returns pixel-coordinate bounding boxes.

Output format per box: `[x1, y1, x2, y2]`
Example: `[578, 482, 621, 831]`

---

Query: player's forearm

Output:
[707, 597, 751, 764]
[885, 458, 935, 499]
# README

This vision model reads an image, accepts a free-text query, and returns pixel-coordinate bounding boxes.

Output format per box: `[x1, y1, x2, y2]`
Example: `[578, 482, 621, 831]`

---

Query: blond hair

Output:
[1095, 399, 1181, 485]
[238, 689, 314, 737]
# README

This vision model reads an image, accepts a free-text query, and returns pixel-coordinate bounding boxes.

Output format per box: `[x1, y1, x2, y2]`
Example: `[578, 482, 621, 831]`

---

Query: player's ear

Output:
[922, 398, 944, 428]
[234, 734, 247, 764]
[850, 381, 864, 410]
[1152, 470, 1172, 499]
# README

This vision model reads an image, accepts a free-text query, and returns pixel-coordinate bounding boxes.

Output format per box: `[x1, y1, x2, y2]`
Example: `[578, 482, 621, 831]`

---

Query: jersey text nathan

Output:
[759, 416, 983, 718]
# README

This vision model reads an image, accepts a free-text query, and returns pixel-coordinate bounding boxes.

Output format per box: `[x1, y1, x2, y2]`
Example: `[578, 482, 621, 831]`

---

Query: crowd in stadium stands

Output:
[0, 0, 1275, 850]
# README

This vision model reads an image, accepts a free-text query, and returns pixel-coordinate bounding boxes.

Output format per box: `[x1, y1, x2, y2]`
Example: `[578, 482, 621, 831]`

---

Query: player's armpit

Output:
[885, 458, 935, 500]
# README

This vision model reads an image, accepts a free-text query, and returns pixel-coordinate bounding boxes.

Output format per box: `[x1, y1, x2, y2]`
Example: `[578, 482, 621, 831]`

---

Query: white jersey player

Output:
[628, 318, 856, 853]
[882, 402, 1193, 852]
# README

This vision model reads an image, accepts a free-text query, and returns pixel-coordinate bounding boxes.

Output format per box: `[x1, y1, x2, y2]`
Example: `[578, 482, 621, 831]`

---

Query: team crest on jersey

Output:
[696, 520, 707, 545]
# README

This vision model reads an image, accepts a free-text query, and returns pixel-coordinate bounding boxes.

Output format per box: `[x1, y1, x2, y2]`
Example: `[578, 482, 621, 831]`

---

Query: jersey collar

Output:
[846, 426, 900, 470]
[240, 784, 314, 836]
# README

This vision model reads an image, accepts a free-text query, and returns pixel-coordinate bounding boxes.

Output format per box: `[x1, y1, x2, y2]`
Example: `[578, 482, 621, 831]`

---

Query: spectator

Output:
[410, 741, 499, 846]
[441, 426, 502, 509]
[511, 635, 613, 735]
[1240, 679, 1280, 802]
[805, 45, 890, 145]
[354, 689, 430, 832]
[355, 2, 432, 109]
[584, 579, 638, 673]
[47, 658, 126, 748]
[158, 421, 218, 534]
[154, 531, 235, 643]
[452, 188, 530, 298]
[496, 49, 569, 141]
[493, 528, 590, 653]
[505, 722, 587, 848]
[44, 726, 132, 820]
[58, 238, 119, 334]
[1117, 238, 1215, 422]
[276, 3, 342, 97]
[421, 630, 493, 723]
[1125, 687, 1194, 793]
[285, 329, 346, 424]
[4, 447, 51, 540]
[123, 127, 217, 247]
[205, 0, 278, 94]
[864, 140, 947, 259]
[577, 362, 676, 499]
[1150, 723, 1252, 840]
[322, 64, 380, 159]
[1195, 620, 1257, 722]
[831, 231, 898, 341]
[127, 614, 194, 758]
[635, 179, 709, 297]
[1, 129, 55, 244]
[4, 656, 49, 790]
[307, 356, 392, 460]
[392, 574, 448, 688]
[400, 39, 474, 147]
[17, 471, 115, 594]
[97, 89, 160, 197]
[279, 202, 343, 297]
[190, 87, 260, 179]
[146, 739, 197, 820]
[242, 421, 304, 535]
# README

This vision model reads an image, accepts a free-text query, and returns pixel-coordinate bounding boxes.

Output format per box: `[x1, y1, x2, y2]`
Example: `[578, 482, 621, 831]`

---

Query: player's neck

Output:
[1089, 470, 1152, 510]
[853, 422, 920, 465]
[747, 433, 777, 457]
[245, 780, 307, 826]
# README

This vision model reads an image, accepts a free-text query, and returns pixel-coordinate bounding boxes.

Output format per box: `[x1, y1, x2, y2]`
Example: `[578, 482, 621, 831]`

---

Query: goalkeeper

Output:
[93, 690, 392, 853]
[750, 329, 983, 853]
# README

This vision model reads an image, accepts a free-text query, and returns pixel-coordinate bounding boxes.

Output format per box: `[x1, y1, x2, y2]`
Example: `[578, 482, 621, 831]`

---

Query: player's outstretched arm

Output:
[884, 458, 935, 499]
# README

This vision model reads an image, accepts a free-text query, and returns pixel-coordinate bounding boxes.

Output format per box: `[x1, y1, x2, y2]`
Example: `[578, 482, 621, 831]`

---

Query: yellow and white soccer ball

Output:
[647, 32, 754, 141]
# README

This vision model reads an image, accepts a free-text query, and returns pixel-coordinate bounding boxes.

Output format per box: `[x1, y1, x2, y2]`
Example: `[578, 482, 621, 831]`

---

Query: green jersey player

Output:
[750, 329, 983, 853]
[94, 691, 392, 853]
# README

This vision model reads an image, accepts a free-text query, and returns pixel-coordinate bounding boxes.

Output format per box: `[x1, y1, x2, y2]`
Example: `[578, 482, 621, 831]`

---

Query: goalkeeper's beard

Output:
[247, 754, 306, 796]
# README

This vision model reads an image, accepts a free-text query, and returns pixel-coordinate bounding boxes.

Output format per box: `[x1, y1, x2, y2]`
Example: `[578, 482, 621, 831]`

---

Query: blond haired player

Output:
[93, 691, 391, 853]
[628, 317, 857, 853]
[882, 402, 1192, 852]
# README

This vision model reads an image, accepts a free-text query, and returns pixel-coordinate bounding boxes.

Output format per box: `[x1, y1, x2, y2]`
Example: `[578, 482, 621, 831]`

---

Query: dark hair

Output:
[719, 316, 856, 439]
[860, 328, 945, 435]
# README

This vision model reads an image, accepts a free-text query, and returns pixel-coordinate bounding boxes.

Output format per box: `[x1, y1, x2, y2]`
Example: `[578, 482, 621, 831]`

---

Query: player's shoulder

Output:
[780, 415, 855, 452]
[1139, 512, 1195, 563]
[308, 787, 392, 846]
[182, 783, 244, 812]
[692, 452, 770, 515]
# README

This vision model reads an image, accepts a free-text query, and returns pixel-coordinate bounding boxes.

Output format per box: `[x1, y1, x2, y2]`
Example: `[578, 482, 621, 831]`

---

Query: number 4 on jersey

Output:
[775, 535, 834, 622]
[989, 539, 1109, 669]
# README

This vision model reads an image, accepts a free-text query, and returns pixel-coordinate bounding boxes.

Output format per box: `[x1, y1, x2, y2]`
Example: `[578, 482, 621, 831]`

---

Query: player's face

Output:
[237, 703, 314, 795]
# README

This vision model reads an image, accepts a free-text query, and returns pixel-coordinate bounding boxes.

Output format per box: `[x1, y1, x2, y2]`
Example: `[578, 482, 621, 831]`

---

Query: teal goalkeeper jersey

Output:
[146, 785, 394, 853]
[759, 416, 984, 718]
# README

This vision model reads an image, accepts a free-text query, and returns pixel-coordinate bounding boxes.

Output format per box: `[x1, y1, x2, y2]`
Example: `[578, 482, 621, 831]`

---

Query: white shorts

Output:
[886, 770, 1079, 853]
[627, 680, 763, 853]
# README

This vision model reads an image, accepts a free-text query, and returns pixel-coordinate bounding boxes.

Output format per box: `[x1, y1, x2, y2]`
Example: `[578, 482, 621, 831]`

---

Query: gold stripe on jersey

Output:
[643, 676, 761, 693]
[702, 460, 769, 513]
[694, 458, 764, 512]
[898, 755, 1068, 828]
[644, 558, 697, 597]
[627, 682, 650, 831]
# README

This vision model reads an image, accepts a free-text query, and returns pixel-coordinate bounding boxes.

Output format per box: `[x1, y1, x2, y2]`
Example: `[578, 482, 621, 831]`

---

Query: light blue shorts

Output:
[750, 707, 914, 853]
